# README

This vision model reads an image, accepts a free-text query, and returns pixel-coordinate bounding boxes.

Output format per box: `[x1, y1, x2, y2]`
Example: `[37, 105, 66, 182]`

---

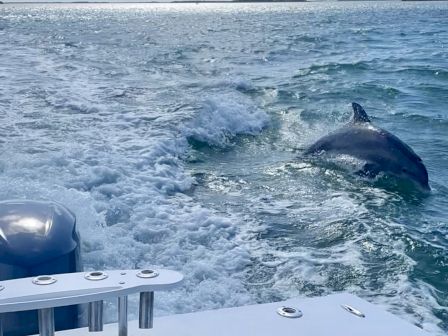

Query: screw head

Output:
[85, 271, 108, 281]
[32, 275, 57, 285]
[277, 306, 303, 318]
[137, 269, 159, 279]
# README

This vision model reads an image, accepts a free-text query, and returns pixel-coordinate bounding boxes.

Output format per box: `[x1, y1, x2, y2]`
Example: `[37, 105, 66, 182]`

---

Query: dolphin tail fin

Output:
[352, 102, 371, 123]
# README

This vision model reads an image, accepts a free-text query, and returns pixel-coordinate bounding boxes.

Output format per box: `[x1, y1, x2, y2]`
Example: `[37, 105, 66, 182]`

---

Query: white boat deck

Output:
[57, 293, 429, 336]
[0, 269, 429, 336]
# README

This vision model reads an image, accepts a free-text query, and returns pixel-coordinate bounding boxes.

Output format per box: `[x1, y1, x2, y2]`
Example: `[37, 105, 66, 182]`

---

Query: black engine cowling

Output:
[0, 200, 82, 335]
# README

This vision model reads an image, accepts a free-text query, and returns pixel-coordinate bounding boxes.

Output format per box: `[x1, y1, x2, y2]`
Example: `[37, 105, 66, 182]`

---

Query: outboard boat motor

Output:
[0, 200, 82, 336]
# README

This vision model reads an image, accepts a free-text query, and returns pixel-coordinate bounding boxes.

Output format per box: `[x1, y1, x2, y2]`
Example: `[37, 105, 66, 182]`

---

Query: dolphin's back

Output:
[305, 125, 422, 164]
[305, 126, 380, 157]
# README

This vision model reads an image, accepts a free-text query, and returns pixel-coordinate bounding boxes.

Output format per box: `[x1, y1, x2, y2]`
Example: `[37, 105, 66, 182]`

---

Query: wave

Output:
[394, 66, 448, 80]
[293, 61, 372, 78]
[184, 93, 269, 148]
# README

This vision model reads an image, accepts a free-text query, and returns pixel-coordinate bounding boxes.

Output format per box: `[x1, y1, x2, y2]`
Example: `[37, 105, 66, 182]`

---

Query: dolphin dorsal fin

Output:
[352, 102, 371, 123]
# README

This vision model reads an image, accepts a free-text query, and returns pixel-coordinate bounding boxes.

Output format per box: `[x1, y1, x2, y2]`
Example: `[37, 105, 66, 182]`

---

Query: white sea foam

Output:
[0, 46, 268, 319]
[184, 93, 269, 147]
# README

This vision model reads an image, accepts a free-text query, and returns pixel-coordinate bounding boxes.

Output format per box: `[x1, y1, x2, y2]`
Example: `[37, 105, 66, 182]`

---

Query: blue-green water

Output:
[0, 2, 447, 333]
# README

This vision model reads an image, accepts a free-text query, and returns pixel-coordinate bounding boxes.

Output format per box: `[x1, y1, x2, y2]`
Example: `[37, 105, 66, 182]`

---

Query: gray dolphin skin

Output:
[304, 103, 430, 191]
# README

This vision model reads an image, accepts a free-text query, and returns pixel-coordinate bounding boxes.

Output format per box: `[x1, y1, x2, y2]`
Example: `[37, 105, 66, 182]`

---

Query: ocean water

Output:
[0, 1, 447, 333]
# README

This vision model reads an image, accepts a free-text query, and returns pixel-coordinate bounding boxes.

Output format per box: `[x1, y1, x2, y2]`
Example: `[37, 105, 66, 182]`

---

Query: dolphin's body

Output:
[304, 103, 430, 191]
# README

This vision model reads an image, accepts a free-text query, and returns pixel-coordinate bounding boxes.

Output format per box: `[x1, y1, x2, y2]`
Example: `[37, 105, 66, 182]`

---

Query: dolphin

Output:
[304, 102, 430, 191]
